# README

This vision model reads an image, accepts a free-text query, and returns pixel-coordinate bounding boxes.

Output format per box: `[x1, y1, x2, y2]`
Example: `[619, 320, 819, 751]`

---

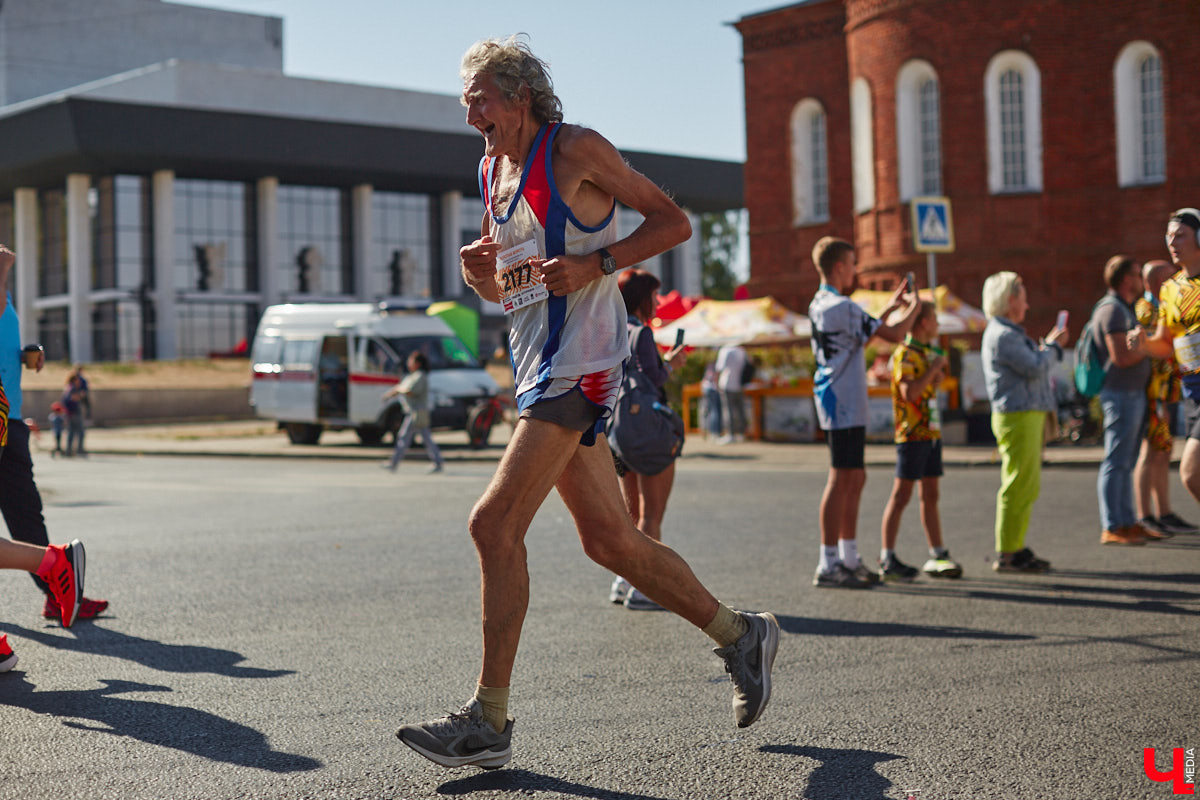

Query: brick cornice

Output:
[845, 0, 932, 31]
[740, 14, 846, 53]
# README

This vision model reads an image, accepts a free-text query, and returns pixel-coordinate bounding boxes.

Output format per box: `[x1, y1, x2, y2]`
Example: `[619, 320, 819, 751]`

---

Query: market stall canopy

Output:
[651, 296, 811, 348]
[426, 301, 480, 358]
[849, 286, 987, 334]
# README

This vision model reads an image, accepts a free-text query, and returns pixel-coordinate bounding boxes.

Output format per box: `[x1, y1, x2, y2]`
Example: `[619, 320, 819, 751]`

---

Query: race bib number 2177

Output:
[496, 240, 547, 314]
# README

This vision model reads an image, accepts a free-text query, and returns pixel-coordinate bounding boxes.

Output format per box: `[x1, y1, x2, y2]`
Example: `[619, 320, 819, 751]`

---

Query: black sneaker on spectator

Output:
[1158, 512, 1200, 534]
[879, 555, 919, 582]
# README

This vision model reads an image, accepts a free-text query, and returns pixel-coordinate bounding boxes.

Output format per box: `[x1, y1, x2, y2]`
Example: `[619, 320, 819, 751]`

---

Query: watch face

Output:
[601, 250, 617, 274]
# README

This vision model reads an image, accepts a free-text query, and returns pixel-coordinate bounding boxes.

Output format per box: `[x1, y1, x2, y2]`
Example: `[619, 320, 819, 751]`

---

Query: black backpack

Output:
[740, 357, 756, 385]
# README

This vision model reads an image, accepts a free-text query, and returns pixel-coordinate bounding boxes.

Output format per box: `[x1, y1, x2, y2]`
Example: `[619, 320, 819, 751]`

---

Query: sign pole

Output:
[927, 251, 937, 294]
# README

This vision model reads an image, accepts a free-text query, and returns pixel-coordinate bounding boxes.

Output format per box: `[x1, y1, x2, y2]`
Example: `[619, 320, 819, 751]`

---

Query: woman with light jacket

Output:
[980, 272, 1069, 572]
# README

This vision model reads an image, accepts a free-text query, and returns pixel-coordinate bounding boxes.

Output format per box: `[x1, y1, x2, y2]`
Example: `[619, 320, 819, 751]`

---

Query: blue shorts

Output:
[517, 364, 624, 447]
[895, 439, 943, 481]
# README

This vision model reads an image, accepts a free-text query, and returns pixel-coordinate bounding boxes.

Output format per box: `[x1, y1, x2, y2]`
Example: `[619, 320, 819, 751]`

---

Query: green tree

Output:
[700, 210, 741, 300]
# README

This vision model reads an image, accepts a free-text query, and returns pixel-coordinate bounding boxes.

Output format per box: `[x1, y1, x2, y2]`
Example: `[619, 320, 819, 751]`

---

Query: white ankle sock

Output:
[839, 539, 860, 569]
[880, 548, 895, 563]
[819, 545, 839, 572]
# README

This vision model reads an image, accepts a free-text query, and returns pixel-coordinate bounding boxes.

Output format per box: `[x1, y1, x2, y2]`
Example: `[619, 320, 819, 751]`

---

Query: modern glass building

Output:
[0, 0, 741, 362]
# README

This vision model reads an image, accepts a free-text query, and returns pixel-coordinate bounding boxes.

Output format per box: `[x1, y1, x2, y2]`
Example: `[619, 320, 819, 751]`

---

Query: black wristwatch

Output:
[597, 247, 617, 276]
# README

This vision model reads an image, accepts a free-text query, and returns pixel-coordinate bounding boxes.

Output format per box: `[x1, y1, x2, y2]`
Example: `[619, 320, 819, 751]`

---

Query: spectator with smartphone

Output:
[879, 301, 963, 580]
[809, 236, 920, 588]
[1088, 255, 1155, 546]
[981, 271, 1068, 571]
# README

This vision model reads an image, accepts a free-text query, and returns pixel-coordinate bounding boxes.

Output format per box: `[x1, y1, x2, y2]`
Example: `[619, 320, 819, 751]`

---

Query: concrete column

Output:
[351, 183, 372, 299]
[152, 169, 177, 359]
[13, 188, 38, 345]
[256, 177, 279, 307]
[440, 190, 463, 298]
[66, 173, 93, 362]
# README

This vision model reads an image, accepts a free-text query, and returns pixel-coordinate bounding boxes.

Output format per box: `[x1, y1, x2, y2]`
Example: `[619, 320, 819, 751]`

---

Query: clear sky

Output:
[176, 0, 773, 162]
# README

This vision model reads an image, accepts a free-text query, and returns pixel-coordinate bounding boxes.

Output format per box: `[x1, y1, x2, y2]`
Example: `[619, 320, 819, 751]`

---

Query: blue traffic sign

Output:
[911, 196, 954, 253]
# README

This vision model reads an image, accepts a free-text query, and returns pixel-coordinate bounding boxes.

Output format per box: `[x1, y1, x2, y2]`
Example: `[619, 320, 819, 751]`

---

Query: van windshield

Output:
[384, 335, 480, 371]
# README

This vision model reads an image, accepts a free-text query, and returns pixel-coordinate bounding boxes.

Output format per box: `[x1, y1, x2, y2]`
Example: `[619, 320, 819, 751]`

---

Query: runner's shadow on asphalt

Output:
[0, 622, 294, 678]
[880, 580, 1200, 616]
[0, 676, 321, 773]
[436, 769, 671, 799]
[759, 745, 903, 800]
[1048, 568, 1200, 585]
[775, 614, 1035, 640]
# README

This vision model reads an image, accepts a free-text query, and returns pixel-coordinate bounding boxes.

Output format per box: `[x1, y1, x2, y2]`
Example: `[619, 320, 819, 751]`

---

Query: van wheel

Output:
[466, 402, 495, 449]
[284, 422, 322, 445]
[356, 425, 386, 446]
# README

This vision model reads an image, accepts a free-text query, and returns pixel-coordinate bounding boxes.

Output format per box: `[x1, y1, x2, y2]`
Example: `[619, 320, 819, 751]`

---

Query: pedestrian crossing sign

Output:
[911, 197, 954, 253]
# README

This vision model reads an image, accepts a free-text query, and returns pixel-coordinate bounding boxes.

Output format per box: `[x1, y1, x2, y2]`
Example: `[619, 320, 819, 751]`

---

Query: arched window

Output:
[1115, 41, 1166, 186]
[896, 60, 942, 200]
[984, 50, 1042, 193]
[790, 99, 830, 225]
[851, 77, 875, 212]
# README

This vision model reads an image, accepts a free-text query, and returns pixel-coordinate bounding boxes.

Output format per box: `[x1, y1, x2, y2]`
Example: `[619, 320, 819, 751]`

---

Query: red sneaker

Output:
[35, 540, 85, 628]
[43, 595, 108, 620]
[0, 634, 17, 672]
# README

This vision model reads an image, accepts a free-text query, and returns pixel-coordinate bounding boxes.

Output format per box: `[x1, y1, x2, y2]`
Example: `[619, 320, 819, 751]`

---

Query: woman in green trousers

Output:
[980, 272, 1070, 571]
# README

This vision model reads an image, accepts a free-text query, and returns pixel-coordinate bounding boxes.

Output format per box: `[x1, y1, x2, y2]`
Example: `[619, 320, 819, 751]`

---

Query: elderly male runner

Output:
[395, 37, 779, 770]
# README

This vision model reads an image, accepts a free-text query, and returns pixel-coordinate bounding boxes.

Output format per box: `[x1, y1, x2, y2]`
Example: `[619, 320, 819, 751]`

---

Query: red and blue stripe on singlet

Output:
[478, 122, 616, 385]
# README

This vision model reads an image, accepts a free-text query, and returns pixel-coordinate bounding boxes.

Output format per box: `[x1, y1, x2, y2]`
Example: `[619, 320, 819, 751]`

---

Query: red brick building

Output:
[735, 0, 1200, 334]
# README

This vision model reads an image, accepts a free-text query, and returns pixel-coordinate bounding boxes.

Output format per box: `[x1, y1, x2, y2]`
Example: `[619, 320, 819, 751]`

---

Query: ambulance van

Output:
[249, 303, 501, 446]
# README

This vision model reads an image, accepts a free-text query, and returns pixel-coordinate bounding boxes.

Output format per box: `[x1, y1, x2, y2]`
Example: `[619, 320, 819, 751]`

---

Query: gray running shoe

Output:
[624, 588, 663, 611]
[609, 576, 630, 604]
[713, 611, 780, 728]
[850, 563, 882, 585]
[396, 699, 513, 770]
[813, 563, 873, 589]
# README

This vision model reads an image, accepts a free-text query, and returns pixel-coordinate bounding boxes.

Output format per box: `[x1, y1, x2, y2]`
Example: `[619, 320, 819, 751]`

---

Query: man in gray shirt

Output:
[1092, 255, 1154, 545]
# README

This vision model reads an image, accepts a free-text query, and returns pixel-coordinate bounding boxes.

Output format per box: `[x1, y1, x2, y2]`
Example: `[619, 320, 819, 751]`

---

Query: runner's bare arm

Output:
[461, 214, 501, 304]
[1137, 320, 1174, 359]
[539, 127, 691, 296]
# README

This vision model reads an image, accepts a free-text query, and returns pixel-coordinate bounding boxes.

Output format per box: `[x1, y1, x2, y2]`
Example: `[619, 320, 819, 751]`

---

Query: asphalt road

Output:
[0, 451, 1196, 800]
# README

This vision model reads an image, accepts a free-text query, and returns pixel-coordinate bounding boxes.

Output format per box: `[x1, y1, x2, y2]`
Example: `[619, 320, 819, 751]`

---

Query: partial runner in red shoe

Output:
[0, 537, 84, 627]
[0, 245, 111, 622]
[35, 540, 84, 627]
[0, 634, 17, 672]
[44, 595, 107, 621]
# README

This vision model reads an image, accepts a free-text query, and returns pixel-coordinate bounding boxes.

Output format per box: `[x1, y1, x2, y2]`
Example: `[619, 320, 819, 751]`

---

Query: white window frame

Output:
[1115, 40, 1166, 187]
[789, 98, 830, 226]
[984, 50, 1042, 193]
[850, 77, 875, 213]
[896, 60, 942, 201]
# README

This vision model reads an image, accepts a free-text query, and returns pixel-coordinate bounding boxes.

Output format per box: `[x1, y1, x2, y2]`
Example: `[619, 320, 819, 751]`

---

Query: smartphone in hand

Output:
[1056, 310, 1069, 330]
[674, 328, 685, 349]
[904, 271, 916, 293]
